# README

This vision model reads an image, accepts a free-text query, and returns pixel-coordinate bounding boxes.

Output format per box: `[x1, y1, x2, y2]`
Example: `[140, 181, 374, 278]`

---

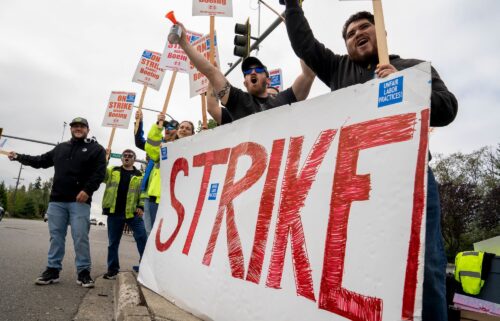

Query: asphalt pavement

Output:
[0, 218, 140, 321]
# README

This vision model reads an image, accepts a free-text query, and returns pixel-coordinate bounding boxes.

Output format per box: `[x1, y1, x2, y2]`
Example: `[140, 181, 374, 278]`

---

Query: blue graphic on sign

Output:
[142, 50, 153, 59]
[270, 73, 281, 88]
[208, 183, 219, 200]
[161, 147, 168, 160]
[190, 35, 201, 44]
[126, 94, 136, 103]
[378, 76, 404, 108]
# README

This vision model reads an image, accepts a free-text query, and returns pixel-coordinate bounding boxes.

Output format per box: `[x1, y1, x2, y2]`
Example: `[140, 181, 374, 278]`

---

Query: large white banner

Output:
[139, 63, 432, 321]
[132, 50, 166, 91]
[188, 33, 220, 97]
[160, 30, 203, 73]
[101, 91, 135, 129]
[192, 0, 233, 17]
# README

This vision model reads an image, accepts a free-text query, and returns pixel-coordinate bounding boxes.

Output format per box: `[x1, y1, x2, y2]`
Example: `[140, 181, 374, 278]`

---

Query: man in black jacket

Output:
[8, 117, 106, 288]
[281, 2, 457, 320]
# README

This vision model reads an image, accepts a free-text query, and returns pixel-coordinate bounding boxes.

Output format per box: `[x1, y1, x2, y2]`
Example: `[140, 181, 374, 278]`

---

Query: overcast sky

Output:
[1, 0, 499, 218]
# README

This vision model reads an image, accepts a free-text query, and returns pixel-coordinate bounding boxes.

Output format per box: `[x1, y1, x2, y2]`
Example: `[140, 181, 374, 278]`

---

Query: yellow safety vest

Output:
[102, 166, 145, 219]
[145, 124, 163, 203]
[454, 251, 485, 295]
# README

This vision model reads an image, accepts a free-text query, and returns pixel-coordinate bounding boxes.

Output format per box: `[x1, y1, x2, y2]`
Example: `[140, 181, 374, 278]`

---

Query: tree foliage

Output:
[431, 144, 500, 261]
[196, 119, 218, 133]
[2, 176, 52, 219]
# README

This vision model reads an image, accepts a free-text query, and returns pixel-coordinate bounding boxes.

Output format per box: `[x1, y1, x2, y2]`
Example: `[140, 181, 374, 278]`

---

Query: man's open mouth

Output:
[356, 37, 368, 47]
[250, 76, 257, 84]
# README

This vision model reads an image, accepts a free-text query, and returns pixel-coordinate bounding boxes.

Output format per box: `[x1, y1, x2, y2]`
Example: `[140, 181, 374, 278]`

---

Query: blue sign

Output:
[161, 146, 168, 160]
[378, 76, 404, 108]
[126, 94, 136, 103]
[142, 50, 153, 59]
[270, 73, 281, 88]
[208, 183, 219, 200]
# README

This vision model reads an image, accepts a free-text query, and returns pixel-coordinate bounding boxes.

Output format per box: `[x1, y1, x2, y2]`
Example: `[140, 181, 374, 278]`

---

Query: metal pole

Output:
[224, 12, 285, 76]
[2, 134, 57, 147]
[60, 122, 67, 143]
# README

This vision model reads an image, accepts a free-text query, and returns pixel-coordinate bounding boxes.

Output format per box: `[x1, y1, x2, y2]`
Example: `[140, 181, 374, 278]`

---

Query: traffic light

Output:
[234, 18, 251, 58]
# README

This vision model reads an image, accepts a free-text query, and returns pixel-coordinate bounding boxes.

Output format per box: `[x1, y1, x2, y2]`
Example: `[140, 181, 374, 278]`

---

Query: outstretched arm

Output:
[177, 22, 232, 105]
[291, 60, 316, 101]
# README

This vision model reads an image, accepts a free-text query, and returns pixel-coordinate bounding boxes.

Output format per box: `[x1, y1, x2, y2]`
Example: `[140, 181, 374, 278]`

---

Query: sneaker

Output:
[35, 268, 60, 285]
[132, 265, 139, 273]
[76, 269, 95, 288]
[103, 270, 118, 280]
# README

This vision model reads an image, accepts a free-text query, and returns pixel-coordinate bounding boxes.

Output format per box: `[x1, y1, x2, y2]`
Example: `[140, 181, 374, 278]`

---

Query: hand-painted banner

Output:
[188, 33, 220, 97]
[269, 68, 283, 92]
[160, 30, 203, 73]
[101, 91, 136, 129]
[139, 63, 433, 321]
[192, 0, 233, 17]
[132, 50, 166, 91]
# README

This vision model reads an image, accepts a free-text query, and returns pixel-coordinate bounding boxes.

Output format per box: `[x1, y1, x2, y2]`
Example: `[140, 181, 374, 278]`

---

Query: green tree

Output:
[196, 119, 218, 133]
[0, 181, 7, 208]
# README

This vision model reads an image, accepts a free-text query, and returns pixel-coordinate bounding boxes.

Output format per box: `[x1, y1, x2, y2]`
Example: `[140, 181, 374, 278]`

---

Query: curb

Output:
[114, 272, 151, 321]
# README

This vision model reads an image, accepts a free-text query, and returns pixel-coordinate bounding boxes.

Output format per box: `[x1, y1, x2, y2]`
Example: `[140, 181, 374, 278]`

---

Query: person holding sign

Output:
[174, 22, 315, 122]
[8, 117, 106, 288]
[101, 149, 147, 279]
[281, 2, 458, 319]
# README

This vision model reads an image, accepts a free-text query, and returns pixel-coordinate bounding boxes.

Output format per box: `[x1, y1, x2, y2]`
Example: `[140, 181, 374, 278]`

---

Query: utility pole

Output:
[12, 164, 24, 215]
[60, 121, 67, 143]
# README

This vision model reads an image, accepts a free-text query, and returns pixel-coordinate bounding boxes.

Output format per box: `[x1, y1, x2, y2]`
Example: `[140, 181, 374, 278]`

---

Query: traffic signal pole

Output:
[224, 11, 285, 77]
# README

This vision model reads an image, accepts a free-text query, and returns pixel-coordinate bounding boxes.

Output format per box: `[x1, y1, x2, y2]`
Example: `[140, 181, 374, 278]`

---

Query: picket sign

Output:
[134, 85, 148, 134]
[269, 68, 283, 92]
[160, 30, 203, 73]
[192, 0, 233, 17]
[139, 63, 433, 321]
[102, 91, 136, 158]
[188, 33, 220, 98]
[132, 50, 166, 91]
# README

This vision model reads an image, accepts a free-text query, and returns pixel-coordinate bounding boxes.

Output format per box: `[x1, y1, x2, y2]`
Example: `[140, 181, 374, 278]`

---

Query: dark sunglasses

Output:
[122, 154, 135, 159]
[243, 67, 266, 75]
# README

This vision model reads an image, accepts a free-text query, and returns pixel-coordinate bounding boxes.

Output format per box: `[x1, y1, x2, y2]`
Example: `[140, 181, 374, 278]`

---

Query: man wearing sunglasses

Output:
[101, 149, 147, 279]
[175, 22, 315, 123]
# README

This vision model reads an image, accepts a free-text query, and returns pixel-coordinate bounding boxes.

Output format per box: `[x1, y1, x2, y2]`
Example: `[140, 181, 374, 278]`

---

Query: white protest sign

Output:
[192, 0, 233, 17]
[139, 63, 432, 321]
[188, 33, 220, 97]
[160, 31, 203, 73]
[269, 68, 283, 92]
[0, 138, 6, 148]
[101, 91, 136, 129]
[132, 50, 166, 91]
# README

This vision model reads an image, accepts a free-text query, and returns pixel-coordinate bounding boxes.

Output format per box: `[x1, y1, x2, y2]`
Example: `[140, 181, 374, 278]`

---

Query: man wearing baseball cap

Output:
[175, 21, 315, 123]
[8, 116, 106, 288]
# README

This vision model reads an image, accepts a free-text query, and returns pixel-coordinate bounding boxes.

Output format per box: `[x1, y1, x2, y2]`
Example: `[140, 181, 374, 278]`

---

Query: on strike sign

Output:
[139, 63, 433, 321]
[189, 33, 220, 97]
[102, 91, 136, 129]
[192, 0, 233, 17]
[132, 50, 166, 91]
[160, 30, 203, 73]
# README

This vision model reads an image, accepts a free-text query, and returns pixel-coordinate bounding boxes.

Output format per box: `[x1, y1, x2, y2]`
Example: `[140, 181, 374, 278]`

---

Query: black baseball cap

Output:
[241, 56, 269, 76]
[69, 117, 89, 127]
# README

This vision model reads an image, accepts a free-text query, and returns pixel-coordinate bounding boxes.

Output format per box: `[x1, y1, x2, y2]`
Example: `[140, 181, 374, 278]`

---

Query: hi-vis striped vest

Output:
[454, 251, 485, 295]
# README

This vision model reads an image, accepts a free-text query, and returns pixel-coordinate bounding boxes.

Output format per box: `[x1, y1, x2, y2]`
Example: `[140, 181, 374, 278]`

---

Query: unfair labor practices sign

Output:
[192, 0, 233, 17]
[139, 63, 433, 321]
[160, 30, 203, 73]
[101, 91, 136, 129]
[132, 50, 166, 91]
[188, 33, 220, 97]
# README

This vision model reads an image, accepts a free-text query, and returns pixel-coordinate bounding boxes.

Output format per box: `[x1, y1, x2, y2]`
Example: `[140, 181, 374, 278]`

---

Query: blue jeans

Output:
[422, 169, 448, 320]
[149, 200, 159, 229]
[46, 202, 91, 273]
[107, 214, 147, 272]
[142, 198, 152, 236]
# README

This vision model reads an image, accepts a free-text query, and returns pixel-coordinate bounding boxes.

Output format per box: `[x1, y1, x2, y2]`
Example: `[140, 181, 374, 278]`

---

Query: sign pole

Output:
[372, 0, 390, 65]
[0, 150, 10, 156]
[200, 16, 216, 130]
[134, 84, 148, 134]
[159, 70, 178, 128]
[201, 94, 208, 129]
[106, 126, 117, 160]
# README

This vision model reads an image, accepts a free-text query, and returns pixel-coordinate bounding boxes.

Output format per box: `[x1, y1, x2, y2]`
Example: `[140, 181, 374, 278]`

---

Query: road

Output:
[0, 218, 140, 321]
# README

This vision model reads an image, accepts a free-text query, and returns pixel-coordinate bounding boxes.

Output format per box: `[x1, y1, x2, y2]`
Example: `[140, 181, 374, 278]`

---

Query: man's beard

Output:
[71, 132, 87, 140]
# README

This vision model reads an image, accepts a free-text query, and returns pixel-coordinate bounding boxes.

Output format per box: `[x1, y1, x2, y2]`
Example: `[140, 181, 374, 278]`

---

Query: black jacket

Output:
[284, 3, 458, 127]
[17, 137, 106, 204]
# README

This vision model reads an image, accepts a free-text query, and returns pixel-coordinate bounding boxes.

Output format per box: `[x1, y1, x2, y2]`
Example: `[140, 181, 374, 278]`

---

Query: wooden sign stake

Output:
[159, 70, 178, 128]
[372, 0, 390, 65]
[134, 84, 148, 134]
[106, 126, 117, 161]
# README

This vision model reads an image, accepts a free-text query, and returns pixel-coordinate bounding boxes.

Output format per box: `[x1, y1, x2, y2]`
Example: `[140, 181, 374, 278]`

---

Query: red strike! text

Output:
[155, 111, 429, 320]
